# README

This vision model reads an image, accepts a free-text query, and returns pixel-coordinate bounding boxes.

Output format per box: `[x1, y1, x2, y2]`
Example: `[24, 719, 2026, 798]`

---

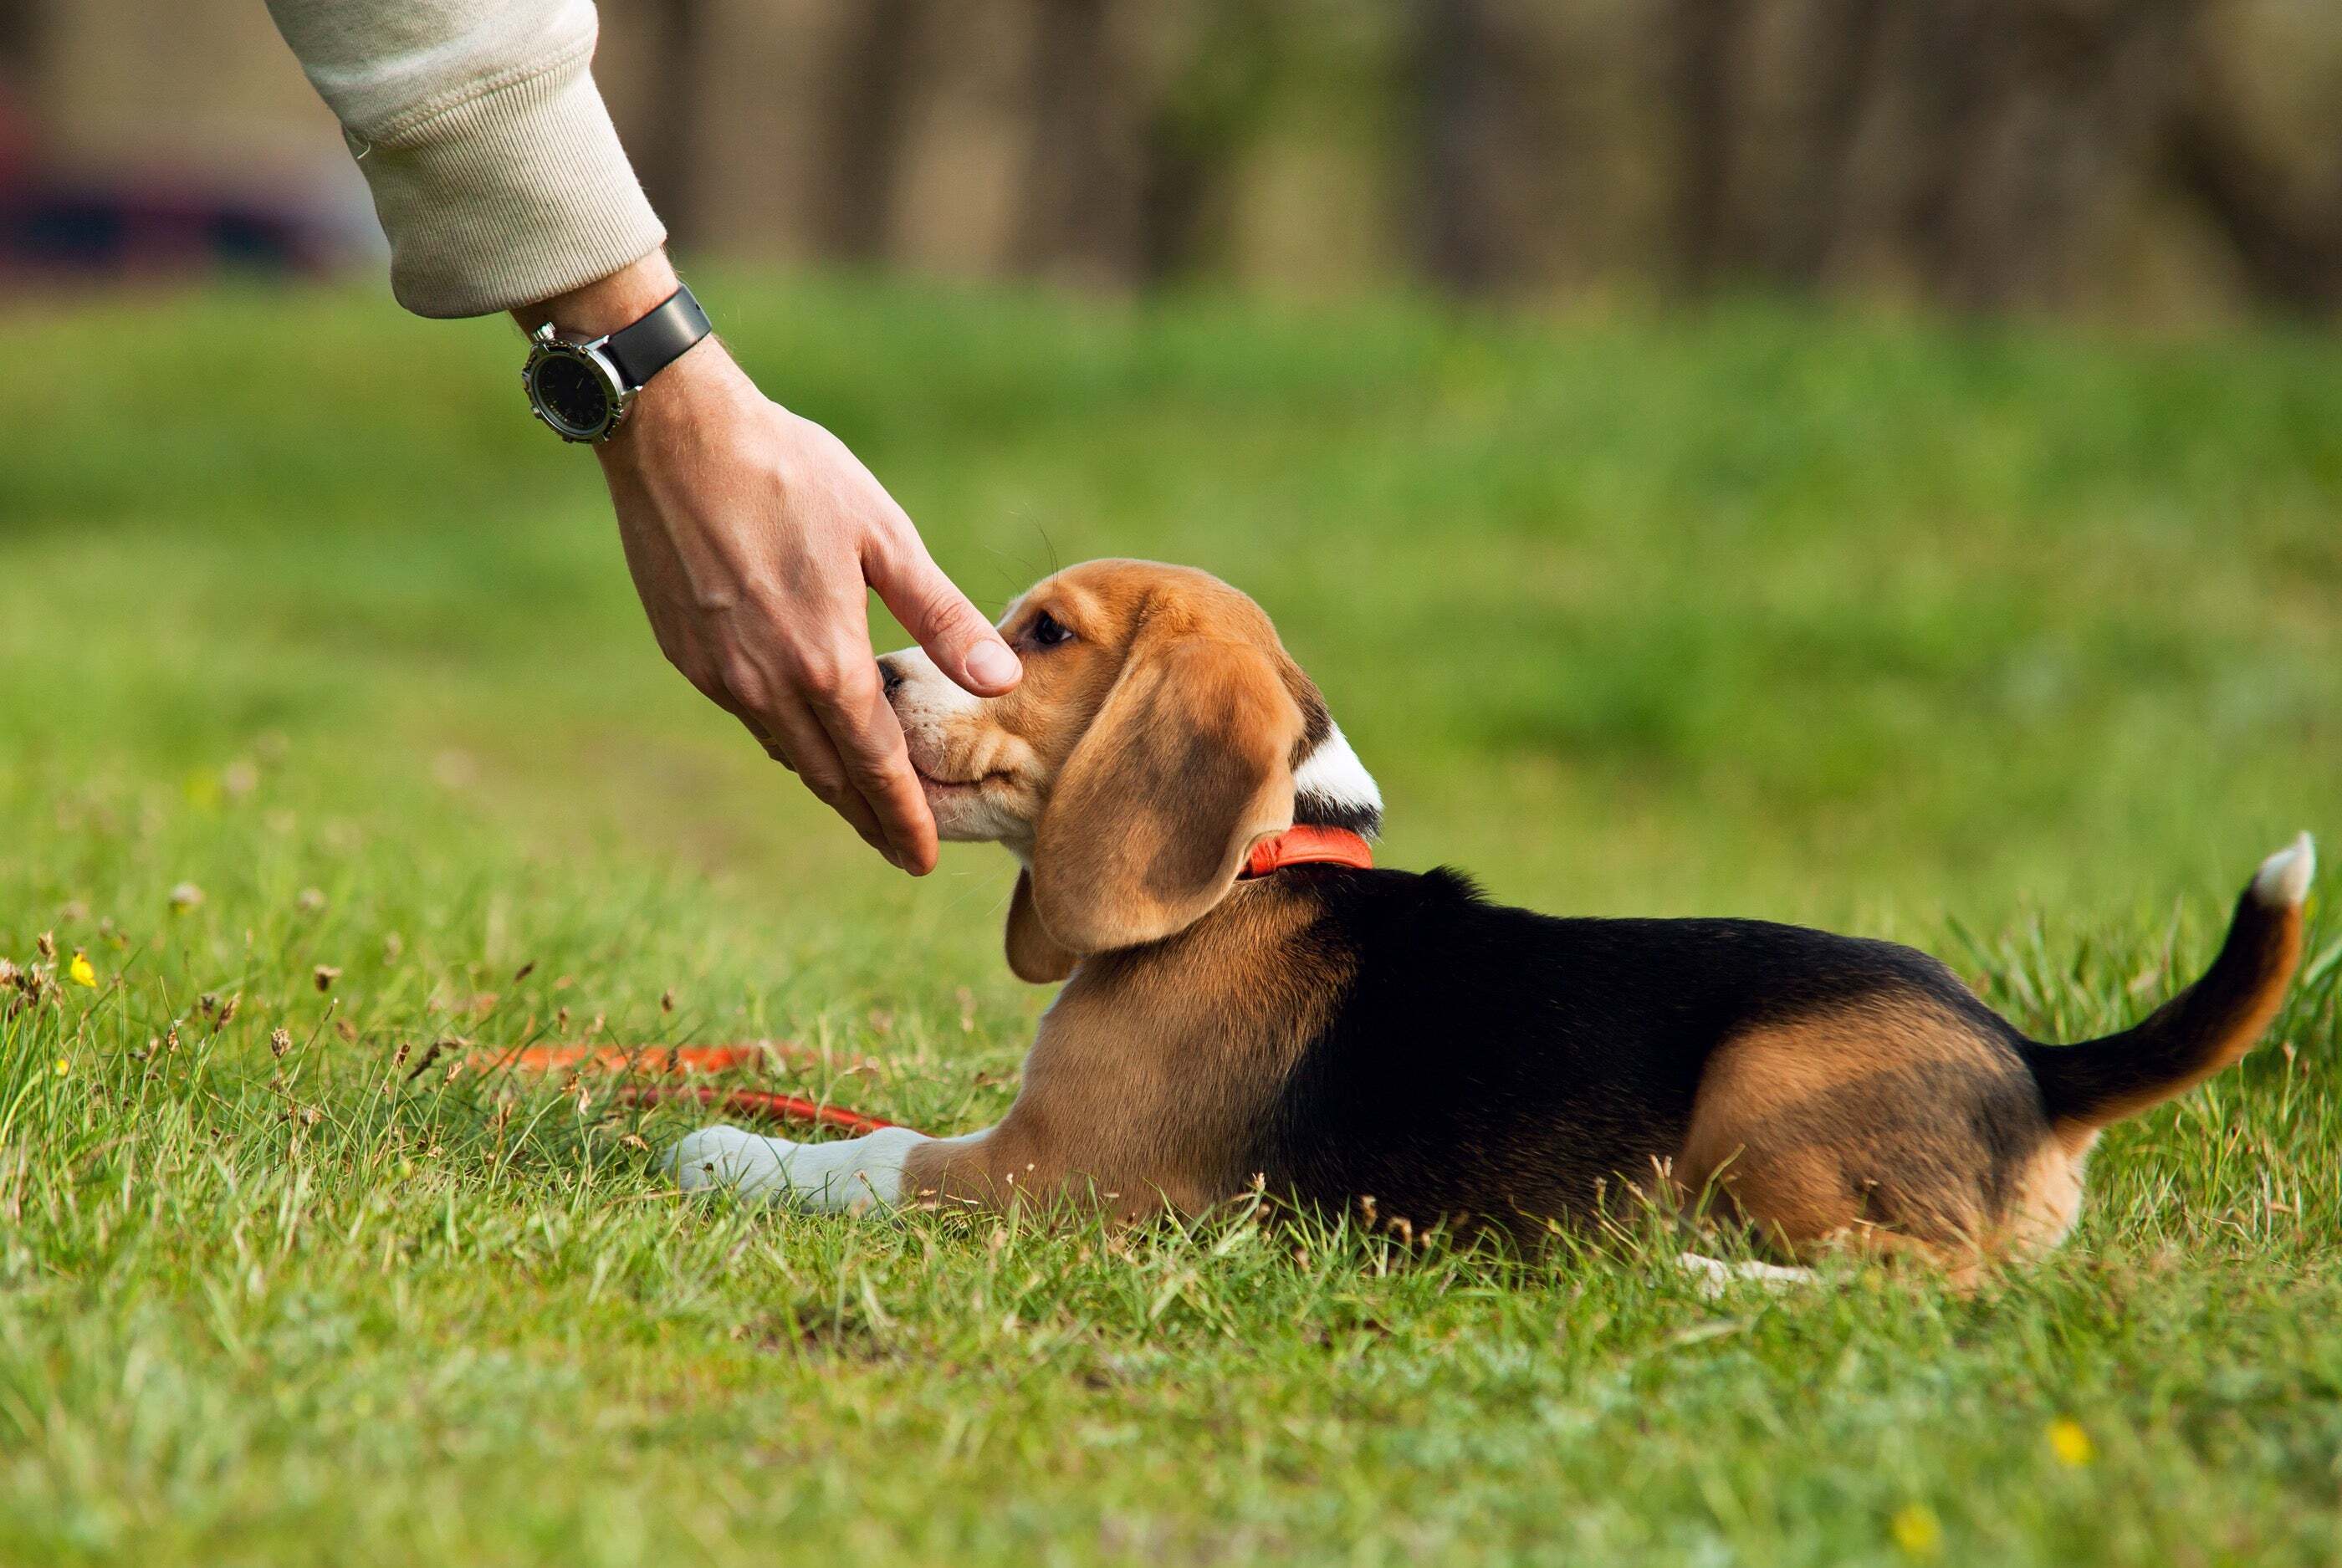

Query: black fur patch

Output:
[1241, 867, 2036, 1244]
[1292, 789, 1383, 836]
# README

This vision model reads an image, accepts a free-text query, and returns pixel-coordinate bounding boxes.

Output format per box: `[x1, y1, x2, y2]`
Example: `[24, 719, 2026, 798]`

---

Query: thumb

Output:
[870, 534, 1022, 697]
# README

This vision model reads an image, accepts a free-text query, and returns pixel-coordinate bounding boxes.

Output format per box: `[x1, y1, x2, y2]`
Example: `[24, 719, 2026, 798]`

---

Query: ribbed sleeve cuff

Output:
[351, 40, 667, 319]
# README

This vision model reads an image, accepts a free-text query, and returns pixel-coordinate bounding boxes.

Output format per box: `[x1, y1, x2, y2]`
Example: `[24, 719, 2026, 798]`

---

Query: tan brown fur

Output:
[1680, 995, 2058, 1270]
[1004, 870, 1079, 984]
[903, 877, 1348, 1219]
[1029, 629, 1302, 955]
[2004, 1140, 2088, 1257]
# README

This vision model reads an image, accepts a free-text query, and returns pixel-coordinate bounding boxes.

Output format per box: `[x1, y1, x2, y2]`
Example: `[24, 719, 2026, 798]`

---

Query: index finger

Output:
[804, 658, 942, 876]
[708, 683, 899, 865]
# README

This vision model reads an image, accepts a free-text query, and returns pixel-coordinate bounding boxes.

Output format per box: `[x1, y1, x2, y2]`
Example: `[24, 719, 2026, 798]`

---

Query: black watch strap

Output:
[601, 284, 712, 391]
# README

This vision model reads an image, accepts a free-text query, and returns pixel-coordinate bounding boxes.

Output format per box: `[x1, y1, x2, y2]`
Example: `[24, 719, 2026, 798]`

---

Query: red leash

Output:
[617, 1082, 905, 1135]
[472, 1044, 913, 1135]
[476, 826, 1368, 1140]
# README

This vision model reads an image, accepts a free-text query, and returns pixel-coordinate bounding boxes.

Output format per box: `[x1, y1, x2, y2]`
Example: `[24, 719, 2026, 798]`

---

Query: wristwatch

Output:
[519, 283, 713, 443]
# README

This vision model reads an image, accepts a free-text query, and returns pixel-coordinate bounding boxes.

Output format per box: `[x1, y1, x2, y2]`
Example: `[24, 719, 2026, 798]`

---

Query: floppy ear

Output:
[1005, 870, 1078, 983]
[1025, 636, 1302, 958]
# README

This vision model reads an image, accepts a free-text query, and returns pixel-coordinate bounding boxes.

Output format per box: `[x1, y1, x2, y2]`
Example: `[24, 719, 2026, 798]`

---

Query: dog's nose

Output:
[878, 656, 906, 698]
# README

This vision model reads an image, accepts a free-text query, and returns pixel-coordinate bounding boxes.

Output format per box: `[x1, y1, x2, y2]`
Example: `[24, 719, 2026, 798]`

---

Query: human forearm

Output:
[264, 0, 662, 317]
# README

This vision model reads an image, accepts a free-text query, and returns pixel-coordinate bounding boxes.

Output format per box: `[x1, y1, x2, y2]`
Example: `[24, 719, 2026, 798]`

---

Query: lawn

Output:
[3, 277, 2339, 1566]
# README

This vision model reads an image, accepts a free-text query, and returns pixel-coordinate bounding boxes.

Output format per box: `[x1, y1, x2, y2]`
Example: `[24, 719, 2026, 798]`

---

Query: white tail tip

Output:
[2252, 831, 2316, 907]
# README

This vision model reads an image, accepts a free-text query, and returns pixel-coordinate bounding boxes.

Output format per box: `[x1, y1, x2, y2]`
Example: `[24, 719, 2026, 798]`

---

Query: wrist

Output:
[591, 333, 750, 467]
[515, 254, 719, 447]
[514, 251, 682, 339]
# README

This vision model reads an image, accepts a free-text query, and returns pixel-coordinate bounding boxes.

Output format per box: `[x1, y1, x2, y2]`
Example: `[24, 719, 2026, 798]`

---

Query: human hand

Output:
[519, 255, 1021, 874]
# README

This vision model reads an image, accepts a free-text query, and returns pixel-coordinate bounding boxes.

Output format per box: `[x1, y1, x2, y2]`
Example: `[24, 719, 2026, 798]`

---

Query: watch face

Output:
[529, 349, 613, 438]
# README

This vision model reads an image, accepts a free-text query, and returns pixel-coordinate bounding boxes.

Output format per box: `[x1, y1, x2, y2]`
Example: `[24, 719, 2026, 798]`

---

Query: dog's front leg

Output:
[667, 1124, 936, 1214]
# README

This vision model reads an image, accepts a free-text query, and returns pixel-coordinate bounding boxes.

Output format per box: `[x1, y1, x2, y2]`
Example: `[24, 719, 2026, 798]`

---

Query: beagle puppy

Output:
[672, 560, 2314, 1276]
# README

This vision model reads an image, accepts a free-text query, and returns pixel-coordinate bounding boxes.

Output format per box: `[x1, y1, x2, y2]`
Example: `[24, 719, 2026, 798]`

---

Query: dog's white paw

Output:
[1677, 1251, 1816, 1299]
[667, 1124, 800, 1201]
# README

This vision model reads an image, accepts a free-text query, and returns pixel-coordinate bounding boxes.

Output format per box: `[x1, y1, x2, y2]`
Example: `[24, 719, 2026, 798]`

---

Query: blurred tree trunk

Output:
[1768, 0, 1889, 289]
[1015, 0, 1131, 283]
[1891, 0, 2206, 310]
[1133, 0, 1278, 285]
[1133, 103, 1214, 285]
[1891, 0, 2000, 305]
[2165, 76, 2342, 312]
[632, 0, 708, 251]
[1413, 0, 1568, 295]
[1414, 0, 1507, 293]
[807, 0, 923, 264]
[1667, 0, 1749, 293]
[0, 0, 34, 67]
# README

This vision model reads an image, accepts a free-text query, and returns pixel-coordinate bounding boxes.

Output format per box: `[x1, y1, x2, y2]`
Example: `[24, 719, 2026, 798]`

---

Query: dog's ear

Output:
[1025, 635, 1302, 958]
[1005, 870, 1078, 983]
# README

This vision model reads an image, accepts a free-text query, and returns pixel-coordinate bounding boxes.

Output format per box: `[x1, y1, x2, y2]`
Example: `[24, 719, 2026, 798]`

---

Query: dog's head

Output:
[880, 560, 1380, 981]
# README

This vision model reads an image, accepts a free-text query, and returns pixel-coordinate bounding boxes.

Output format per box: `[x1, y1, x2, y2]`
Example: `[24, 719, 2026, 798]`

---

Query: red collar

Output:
[1240, 825, 1375, 879]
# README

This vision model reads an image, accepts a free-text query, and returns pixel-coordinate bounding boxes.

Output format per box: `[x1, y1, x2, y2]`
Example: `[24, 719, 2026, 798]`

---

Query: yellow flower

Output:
[68, 953, 96, 988]
[2048, 1417, 2094, 1468]
[1891, 1503, 1942, 1559]
[52, 1058, 69, 1077]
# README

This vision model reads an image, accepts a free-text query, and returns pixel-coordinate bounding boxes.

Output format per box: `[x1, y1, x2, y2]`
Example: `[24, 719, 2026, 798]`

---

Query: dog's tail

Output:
[2022, 833, 2313, 1139]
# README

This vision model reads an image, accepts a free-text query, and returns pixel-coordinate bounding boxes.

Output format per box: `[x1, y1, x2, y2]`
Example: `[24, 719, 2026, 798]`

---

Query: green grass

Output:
[4, 277, 2340, 1566]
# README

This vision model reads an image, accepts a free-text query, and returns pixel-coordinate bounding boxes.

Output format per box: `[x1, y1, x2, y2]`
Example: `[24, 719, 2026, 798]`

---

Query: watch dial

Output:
[531, 353, 610, 436]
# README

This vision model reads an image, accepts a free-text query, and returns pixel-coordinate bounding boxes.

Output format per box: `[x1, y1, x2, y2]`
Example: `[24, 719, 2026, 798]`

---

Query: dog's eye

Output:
[1029, 610, 1075, 648]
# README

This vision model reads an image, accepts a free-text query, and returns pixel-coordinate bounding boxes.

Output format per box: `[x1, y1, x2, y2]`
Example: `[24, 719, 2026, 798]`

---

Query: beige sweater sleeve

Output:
[265, 0, 666, 318]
